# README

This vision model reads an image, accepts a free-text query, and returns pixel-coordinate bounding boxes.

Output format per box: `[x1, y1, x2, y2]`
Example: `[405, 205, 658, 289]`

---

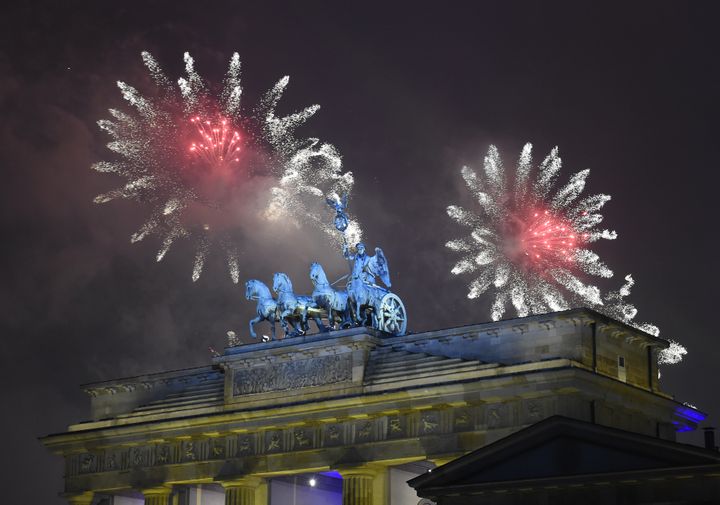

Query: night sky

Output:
[1, 2, 719, 503]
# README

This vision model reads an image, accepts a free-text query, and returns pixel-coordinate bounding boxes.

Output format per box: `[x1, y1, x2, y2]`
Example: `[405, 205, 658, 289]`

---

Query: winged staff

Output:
[244, 194, 407, 340]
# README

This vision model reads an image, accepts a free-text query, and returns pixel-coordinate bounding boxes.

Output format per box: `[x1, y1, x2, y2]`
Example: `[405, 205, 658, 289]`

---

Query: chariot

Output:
[245, 195, 407, 339]
[245, 263, 407, 339]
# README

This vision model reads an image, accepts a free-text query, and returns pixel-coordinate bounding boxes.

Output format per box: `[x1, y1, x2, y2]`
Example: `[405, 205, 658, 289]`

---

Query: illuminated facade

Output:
[42, 308, 703, 505]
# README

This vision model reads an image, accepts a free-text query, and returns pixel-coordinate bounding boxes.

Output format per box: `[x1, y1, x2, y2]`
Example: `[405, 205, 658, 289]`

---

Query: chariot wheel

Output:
[376, 292, 407, 336]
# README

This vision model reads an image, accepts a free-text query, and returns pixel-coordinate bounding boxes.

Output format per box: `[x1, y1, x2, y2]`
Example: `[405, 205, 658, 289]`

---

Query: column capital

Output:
[62, 491, 94, 505]
[339, 467, 383, 505]
[142, 485, 173, 505]
[221, 477, 267, 505]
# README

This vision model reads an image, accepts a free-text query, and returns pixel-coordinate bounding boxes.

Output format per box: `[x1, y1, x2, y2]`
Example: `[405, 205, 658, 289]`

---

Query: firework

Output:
[447, 143, 618, 319]
[445, 143, 685, 367]
[188, 117, 242, 165]
[94, 52, 358, 281]
[659, 341, 688, 365]
[265, 140, 359, 248]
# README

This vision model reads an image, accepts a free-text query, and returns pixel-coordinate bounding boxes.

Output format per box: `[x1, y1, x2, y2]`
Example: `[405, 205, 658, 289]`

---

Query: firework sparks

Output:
[659, 341, 688, 365]
[447, 143, 616, 319]
[445, 143, 686, 366]
[266, 142, 360, 248]
[94, 52, 358, 281]
[188, 117, 242, 165]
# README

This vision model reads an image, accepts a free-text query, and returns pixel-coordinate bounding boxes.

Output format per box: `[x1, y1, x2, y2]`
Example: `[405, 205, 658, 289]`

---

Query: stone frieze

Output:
[68, 403, 525, 477]
[233, 354, 352, 395]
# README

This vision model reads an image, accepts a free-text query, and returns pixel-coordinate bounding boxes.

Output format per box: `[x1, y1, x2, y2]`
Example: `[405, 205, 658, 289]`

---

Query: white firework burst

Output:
[603, 275, 687, 365]
[447, 143, 617, 319]
[94, 51, 359, 282]
[446, 143, 685, 365]
[446, 143, 678, 344]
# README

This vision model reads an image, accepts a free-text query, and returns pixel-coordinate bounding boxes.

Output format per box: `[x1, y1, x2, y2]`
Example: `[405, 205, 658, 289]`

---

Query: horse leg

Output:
[294, 318, 305, 336]
[282, 309, 303, 337]
[348, 299, 357, 326]
[315, 315, 328, 333]
[249, 315, 262, 339]
[301, 308, 310, 333]
[280, 310, 292, 337]
[334, 309, 343, 330]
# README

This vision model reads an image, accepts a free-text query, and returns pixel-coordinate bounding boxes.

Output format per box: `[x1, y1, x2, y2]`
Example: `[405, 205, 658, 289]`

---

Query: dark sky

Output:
[1, 2, 719, 503]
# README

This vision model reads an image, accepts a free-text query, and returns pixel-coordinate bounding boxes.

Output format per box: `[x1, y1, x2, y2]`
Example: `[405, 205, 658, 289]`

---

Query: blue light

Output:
[672, 405, 707, 432]
[672, 421, 694, 433]
[675, 405, 707, 423]
[320, 471, 343, 479]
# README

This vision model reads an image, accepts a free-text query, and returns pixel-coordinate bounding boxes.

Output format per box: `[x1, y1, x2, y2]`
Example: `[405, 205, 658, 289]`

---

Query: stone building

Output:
[41, 308, 705, 505]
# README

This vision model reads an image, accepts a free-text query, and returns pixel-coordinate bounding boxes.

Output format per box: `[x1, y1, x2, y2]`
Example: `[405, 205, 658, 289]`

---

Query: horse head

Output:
[310, 262, 329, 287]
[273, 272, 292, 294]
[245, 280, 257, 300]
[246, 279, 271, 300]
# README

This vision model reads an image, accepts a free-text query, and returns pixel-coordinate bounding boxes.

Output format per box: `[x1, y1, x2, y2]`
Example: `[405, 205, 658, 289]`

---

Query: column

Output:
[143, 486, 172, 505]
[64, 491, 94, 505]
[221, 476, 266, 505]
[339, 466, 387, 505]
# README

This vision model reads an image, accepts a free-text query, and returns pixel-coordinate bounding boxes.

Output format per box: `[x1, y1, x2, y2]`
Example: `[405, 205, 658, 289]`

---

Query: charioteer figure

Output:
[343, 242, 391, 288]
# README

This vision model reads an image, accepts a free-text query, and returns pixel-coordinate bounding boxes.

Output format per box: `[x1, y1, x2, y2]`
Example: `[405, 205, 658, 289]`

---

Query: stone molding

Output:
[62, 491, 94, 505]
[83, 370, 219, 398]
[220, 476, 264, 489]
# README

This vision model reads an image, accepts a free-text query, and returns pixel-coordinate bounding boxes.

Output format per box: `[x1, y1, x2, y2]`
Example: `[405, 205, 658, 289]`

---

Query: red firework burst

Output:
[189, 116, 242, 167]
[507, 209, 589, 271]
[94, 51, 356, 283]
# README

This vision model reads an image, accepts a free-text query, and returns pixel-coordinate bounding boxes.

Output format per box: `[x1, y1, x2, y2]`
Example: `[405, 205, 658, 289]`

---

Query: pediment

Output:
[411, 416, 720, 489]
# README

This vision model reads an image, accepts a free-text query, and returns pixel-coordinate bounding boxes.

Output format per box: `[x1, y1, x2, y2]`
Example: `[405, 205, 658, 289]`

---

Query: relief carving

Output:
[487, 404, 508, 428]
[454, 410, 471, 429]
[238, 436, 253, 455]
[526, 400, 543, 421]
[234, 355, 352, 396]
[211, 439, 225, 458]
[267, 433, 281, 452]
[421, 414, 439, 434]
[131, 447, 145, 467]
[105, 453, 116, 471]
[325, 424, 342, 445]
[79, 453, 96, 473]
[357, 421, 373, 439]
[156, 445, 170, 464]
[293, 429, 311, 448]
[389, 417, 403, 434]
[183, 441, 197, 461]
